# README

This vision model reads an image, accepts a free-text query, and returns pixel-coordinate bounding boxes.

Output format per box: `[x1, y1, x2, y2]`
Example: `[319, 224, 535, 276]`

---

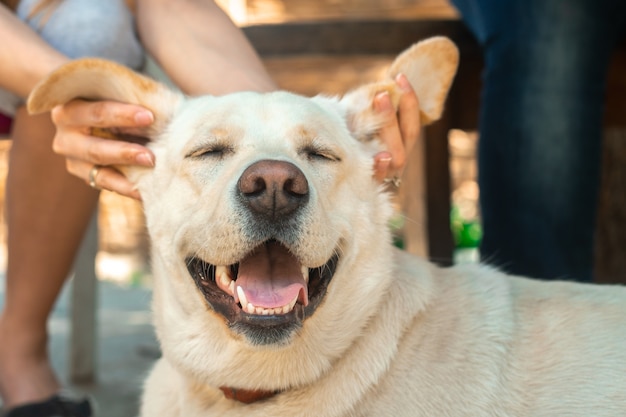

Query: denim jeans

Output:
[450, 0, 626, 281]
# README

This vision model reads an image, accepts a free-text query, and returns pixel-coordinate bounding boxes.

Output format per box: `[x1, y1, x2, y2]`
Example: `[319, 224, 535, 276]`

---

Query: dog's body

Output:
[142, 256, 626, 416]
[28, 38, 626, 416]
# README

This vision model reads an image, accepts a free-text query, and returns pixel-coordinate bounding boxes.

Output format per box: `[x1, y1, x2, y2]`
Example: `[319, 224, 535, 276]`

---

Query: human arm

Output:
[135, 0, 276, 95]
[0, 3, 67, 99]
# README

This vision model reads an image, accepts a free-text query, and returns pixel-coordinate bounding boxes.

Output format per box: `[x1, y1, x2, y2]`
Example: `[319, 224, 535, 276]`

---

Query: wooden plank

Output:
[264, 55, 393, 95]
[239, 0, 458, 24]
[595, 129, 626, 284]
[70, 211, 99, 384]
[422, 115, 454, 265]
[243, 19, 479, 57]
[605, 39, 626, 127]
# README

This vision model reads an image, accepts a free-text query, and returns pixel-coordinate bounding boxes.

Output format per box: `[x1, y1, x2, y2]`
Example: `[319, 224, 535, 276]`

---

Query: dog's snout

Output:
[238, 160, 309, 218]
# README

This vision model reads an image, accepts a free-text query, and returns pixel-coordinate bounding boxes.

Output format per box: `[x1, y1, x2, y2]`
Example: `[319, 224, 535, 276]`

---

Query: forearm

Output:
[136, 0, 276, 96]
[0, 4, 67, 99]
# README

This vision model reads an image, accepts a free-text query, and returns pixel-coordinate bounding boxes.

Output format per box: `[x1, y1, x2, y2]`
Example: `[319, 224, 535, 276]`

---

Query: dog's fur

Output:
[28, 37, 626, 416]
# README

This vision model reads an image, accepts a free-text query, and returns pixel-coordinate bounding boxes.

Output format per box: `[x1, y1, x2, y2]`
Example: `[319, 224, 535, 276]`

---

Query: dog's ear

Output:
[27, 58, 183, 138]
[340, 36, 459, 142]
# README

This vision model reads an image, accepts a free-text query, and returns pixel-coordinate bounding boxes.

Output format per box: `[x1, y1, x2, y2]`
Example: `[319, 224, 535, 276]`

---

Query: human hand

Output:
[372, 73, 421, 185]
[50, 99, 156, 200]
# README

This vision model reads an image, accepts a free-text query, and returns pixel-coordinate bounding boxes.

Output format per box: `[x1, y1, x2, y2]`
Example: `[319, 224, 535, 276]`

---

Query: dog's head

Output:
[28, 37, 457, 391]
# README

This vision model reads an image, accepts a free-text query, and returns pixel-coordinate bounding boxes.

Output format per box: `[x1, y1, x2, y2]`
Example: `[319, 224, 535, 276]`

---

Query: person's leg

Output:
[454, 0, 626, 281]
[0, 1, 144, 409]
[0, 108, 99, 408]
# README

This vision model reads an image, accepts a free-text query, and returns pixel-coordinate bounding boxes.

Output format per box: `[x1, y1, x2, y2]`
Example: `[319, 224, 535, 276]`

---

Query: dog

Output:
[28, 37, 626, 416]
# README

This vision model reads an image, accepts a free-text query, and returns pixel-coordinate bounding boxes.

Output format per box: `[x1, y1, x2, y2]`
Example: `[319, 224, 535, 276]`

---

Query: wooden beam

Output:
[243, 19, 479, 57]
[70, 211, 99, 384]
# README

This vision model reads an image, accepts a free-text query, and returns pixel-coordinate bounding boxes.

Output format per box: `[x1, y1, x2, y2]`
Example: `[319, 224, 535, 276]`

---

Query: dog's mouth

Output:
[186, 240, 338, 344]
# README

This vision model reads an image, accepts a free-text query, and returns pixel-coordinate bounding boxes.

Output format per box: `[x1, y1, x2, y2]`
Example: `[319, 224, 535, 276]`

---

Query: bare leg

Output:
[0, 107, 99, 409]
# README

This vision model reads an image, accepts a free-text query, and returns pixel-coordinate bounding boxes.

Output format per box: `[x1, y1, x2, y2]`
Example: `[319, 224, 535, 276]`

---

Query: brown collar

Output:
[220, 386, 279, 404]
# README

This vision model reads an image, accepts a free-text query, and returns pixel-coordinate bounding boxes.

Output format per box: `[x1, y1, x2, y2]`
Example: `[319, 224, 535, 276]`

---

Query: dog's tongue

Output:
[236, 242, 308, 308]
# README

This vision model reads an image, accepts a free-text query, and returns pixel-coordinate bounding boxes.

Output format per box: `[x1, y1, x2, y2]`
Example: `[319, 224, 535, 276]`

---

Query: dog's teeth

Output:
[215, 265, 235, 296]
[218, 267, 230, 285]
[236, 287, 300, 315]
[228, 280, 235, 295]
[237, 286, 248, 307]
[283, 296, 298, 314]
[246, 303, 256, 314]
[301, 266, 309, 283]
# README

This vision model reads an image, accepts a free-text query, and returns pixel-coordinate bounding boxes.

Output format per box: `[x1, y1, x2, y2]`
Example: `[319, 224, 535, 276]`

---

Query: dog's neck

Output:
[220, 386, 280, 404]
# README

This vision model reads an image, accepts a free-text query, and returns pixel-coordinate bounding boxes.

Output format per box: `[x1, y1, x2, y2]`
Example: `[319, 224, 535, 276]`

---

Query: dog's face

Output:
[28, 37, 458, 391]
[141, 90, 384, 346]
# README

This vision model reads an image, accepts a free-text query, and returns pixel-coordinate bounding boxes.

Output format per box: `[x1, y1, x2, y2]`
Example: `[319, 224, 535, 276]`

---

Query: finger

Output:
[98, 167, 143, 200]
[72, 159, 142, 200]
[373, 91, 405, 172]
[53, 129, 155, 167]
[51, 99, 154, 129]
[373, 152, 392, 182]
[395, 73, 421, 158]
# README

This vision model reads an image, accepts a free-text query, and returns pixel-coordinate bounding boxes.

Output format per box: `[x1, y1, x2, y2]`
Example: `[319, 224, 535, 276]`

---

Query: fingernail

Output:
[374, 152, 392, 169]
[374, 91, 392, 112]
[136, 152, 155, 167]
[396, 73, 412, 91]
[374, 158, 391, 180]
[134, 110, 154, 125]
[376, 151, 393, 164]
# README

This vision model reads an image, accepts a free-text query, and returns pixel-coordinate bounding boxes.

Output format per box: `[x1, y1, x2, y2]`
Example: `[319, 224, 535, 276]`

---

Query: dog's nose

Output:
[238, 160, 309, 218]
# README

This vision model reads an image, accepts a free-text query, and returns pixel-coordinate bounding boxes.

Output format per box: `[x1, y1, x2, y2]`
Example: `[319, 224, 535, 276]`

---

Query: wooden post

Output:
[69, 210, 99, 384]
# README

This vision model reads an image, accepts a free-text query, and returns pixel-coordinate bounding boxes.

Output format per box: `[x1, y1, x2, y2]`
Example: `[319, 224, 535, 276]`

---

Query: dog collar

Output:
[220, 386, 279, 404]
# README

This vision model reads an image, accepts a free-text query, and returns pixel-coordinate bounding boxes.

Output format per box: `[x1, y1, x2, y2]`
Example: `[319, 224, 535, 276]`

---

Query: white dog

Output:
[28, 37, 626, 417]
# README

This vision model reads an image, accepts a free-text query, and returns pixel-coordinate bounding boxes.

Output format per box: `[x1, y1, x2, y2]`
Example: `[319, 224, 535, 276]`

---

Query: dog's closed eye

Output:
[186, 143, 234, 159]
[301, 145, 341, 163]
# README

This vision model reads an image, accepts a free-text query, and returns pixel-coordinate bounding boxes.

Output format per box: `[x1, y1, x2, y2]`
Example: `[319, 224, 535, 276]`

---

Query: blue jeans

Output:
[451, 0, 626, 281]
